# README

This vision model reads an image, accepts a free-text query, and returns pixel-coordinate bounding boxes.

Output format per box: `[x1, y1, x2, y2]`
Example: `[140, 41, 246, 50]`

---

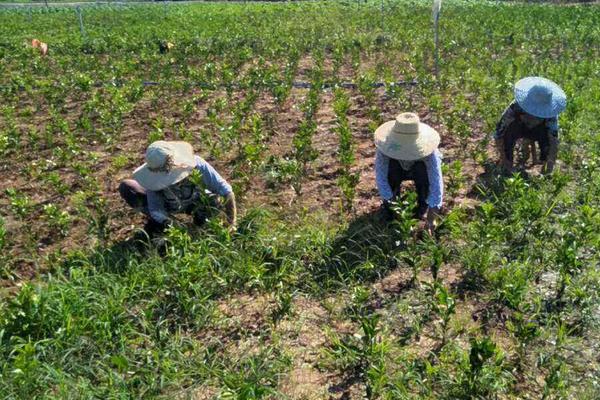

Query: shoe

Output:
[143, 219, 168, 237]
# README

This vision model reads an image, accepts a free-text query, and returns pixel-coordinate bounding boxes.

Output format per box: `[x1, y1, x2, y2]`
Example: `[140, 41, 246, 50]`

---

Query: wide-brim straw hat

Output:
[133, 141, 196, 191]
[374, 112, 440, 160]
[514, 77, 566, 119]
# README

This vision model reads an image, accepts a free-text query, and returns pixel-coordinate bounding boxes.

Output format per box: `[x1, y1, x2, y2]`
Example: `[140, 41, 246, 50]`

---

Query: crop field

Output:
[0, 0, 599, 398]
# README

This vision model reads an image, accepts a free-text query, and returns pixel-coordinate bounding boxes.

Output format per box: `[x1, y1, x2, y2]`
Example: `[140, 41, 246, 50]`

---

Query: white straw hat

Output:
[133, 141, 196, 191]
[374, 113, 440, 160]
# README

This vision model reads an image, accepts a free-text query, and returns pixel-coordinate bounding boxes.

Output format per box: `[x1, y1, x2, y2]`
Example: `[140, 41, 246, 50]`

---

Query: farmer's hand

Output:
[495, 138, 514, 174]
[426, 207, 440, 236]
[541, 134, 558, 175]
[227, 224, 238, 235]
[224, 192, 237, 228]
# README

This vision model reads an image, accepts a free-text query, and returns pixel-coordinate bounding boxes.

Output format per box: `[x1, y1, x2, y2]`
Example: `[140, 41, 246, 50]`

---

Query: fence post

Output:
[76, 6, 87, 39]
[432, 0, 442, 80]
[380, 0, 384, 30]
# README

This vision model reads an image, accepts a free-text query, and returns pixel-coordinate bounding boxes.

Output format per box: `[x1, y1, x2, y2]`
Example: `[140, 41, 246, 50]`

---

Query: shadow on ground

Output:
[307, 207, 411, 292]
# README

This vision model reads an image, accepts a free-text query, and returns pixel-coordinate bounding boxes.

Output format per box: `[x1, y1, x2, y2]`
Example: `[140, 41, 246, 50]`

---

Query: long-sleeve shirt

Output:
[494, 101, 558, 140]
[147, 156, 232, 223]
[375, 149, 444, 209]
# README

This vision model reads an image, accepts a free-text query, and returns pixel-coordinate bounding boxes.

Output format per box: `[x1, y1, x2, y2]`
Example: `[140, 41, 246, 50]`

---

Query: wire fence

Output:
[0, 79, 420, 94]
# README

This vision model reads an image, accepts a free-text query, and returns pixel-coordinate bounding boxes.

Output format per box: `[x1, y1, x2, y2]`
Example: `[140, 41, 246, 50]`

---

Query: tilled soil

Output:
[0, 53, 494, 285]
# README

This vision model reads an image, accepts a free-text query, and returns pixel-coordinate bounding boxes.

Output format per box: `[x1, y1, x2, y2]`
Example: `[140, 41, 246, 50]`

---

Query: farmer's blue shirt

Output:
[147, 156, 232, 223]
[494, 101, 558, 140]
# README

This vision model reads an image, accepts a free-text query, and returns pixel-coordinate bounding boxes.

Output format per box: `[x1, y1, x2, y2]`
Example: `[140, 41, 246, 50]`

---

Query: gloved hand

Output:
[192, 210, 208, 227]
[426, 207, 440, 236]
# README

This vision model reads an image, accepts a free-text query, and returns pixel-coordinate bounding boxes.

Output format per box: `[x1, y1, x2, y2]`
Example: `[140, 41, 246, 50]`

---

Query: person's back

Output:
[119, 141, 237, 237]
[494, 77, 566, 174]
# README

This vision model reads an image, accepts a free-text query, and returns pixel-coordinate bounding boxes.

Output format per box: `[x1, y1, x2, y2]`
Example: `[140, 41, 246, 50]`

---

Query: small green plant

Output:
[432, 283, 456, 345]
[41, 171, 69, 195]
[6, 188, 32, 219]
[448, 336, 511, 398]
[263, 156, 302, 190]
[218, 349, 290, 399]
[148, 117, 166, 144]
[444, 160, 466, 198]
[325, 313, 389, 399]
[42, 204, 72, 237]
[0, 216, 6, 251]
[555, 234, 583, 302]
[506, 311, 539, 369]
[490, 261, 530, 311]
[401, 246, 423, 285]
[389, 192, 419, 246]
[333, 88, 360, 211]
[419, 237, 450, 282]
[356, 73, 382, 131]
[72, 191, 110, 242]
[289, 63, 322, 195]
[110, 154, 130, 174]
[270, 289, 294, 325]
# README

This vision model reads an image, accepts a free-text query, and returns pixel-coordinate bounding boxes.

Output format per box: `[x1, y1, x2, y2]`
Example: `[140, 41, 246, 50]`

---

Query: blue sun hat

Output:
[514, 77, 567, 119]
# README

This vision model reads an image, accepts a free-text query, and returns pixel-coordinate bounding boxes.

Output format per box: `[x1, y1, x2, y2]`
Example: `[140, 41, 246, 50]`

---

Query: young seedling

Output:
[6, 189, 32, 220]
[506, 311, 539, 371]
[388, 192, 419, 246]
[333, 88, 359, 211]
[432, 282, 456, 346]
[42, 203, 72, 237]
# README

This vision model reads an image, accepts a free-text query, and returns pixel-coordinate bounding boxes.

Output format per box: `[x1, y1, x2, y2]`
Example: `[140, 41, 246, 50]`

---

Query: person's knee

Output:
[118, 180, 136, 199]
[119, 179, 145, 208]
[118, 181, 129, 198]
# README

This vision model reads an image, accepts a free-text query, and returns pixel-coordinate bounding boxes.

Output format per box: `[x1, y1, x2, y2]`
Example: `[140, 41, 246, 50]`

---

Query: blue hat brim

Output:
[514, 77, 567, 119]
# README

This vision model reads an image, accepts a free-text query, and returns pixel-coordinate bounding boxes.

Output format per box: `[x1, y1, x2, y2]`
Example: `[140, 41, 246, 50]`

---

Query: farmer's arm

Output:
[494, 102, 517, 141]
[375, 150, 393, 202]
[195, 156, 237, 227]
[424, 149, 444, 233]
[147, 191, 170, 225]
[494, 102, 518, 171]
[223, 192, 237, 227]
[375, 150, 395, 219]
[542, 117, 559, 174]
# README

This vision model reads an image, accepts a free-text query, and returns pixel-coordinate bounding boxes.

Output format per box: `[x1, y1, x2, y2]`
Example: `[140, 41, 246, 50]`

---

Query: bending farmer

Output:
[374, 112, 444, 234]
[494, 77, 566, 174]
[119, 141, 237, 235]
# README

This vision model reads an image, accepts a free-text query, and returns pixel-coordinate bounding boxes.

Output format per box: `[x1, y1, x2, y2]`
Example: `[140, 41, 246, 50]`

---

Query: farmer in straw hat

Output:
[374, 112, 444, 234]
[119, 141, 237, 235]
[494, 77, 566, 174]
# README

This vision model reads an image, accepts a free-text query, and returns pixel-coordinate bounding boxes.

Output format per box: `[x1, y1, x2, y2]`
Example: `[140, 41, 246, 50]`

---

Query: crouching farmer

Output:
[119, 141, 237, 236]
[374, 112, 444, 234]
[494, 77, 566, 174]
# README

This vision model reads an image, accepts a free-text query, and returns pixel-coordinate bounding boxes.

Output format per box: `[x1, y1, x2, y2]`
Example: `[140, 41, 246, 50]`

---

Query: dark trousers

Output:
[388, 160, 429, 217]
[119, 179, 149, 215]
[118, 179, 218, 228]
[502, 121, 552, 163]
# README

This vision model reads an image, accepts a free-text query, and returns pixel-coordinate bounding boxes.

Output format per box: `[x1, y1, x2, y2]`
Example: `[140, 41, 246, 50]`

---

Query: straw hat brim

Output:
[514, 77, 566, 119]
[133, 142, 196, 192]
[374, 121, 440, 160]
